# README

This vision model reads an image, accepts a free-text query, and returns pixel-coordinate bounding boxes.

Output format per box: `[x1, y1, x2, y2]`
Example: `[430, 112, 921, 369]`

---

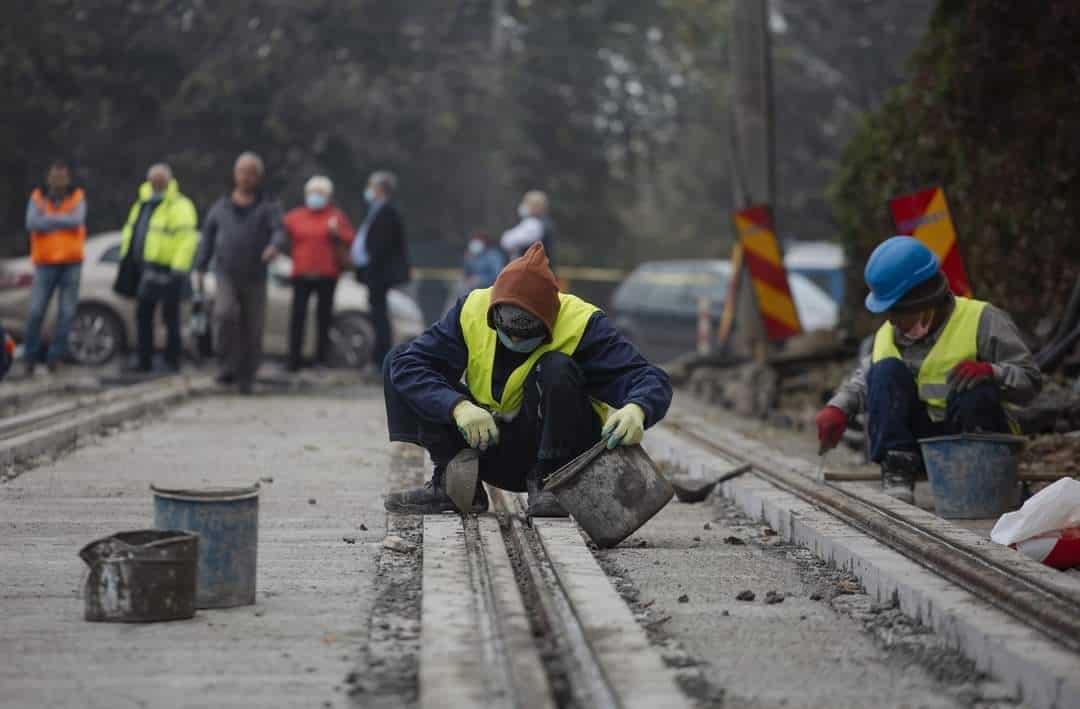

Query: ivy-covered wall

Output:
[829, 0, 1080, 336]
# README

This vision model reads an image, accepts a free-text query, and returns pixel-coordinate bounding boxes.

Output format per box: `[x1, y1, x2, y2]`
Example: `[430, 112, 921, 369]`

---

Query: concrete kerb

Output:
[645, 426, 1080, 709]
[0, 376, 213, 469]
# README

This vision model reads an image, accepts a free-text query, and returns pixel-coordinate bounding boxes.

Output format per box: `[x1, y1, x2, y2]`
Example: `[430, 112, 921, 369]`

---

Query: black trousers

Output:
[867, 358, 1011, 462]
[288, 276, 336, 369]
[136, 276, 182, 371]
[368, 280, 392, 369]
[384, 347, 603, 491]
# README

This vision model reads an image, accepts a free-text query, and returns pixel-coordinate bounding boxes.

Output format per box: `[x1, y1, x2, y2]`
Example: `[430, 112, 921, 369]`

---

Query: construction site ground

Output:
[0, 382, 1042, 708]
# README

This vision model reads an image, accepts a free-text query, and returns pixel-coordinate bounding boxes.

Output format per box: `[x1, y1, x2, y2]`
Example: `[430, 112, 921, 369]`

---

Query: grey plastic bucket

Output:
[152, 484, 260, 608]
[918, 434, 1024, 519]
[80, 530, 198, 622]
[545, 441, 673, 548]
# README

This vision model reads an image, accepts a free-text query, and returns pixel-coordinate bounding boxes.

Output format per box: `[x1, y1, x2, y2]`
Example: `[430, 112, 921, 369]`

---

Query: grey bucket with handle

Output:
[544, 441, 673, 548]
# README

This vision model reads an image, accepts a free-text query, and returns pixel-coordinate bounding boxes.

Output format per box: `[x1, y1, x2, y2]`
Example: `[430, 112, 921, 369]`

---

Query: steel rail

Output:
[664, 418, 1080, 655]
[0, 375, 188, 441]
[487, 486, 621, 709]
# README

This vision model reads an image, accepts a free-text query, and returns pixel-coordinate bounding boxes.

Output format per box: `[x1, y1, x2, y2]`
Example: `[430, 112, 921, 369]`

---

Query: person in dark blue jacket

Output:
[384, 243, 672, 517]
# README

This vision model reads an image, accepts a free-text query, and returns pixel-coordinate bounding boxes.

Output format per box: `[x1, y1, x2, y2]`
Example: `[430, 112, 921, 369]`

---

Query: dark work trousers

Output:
[866, 358, 1011, 463]
[367, 278, 393, 370]
[384, 348, 604, 491]
[213, 273, 267, 387]
[135, 274, 183, 371]
[288, 276, 336, 369]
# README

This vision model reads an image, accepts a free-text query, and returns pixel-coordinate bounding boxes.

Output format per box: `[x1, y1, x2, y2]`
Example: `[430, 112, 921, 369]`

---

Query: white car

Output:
[0, 232, 425, 367]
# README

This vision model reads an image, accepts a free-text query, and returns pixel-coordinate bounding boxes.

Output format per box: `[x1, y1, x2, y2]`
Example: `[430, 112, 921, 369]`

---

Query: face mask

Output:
[305, 193, 328, 210]
[497, 329, 544, 353]
[364, 187, 377, 204]
[518, 204, 530, 219]
[467, 239, 485, 256]
[895, 310, 933, 346]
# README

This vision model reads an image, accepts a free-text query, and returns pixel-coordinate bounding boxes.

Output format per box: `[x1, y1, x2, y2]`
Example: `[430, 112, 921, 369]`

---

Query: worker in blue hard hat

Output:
[816, 236, 1041, 502]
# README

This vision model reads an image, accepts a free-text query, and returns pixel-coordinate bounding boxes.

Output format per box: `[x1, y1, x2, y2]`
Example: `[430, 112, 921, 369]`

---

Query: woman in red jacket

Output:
[277, 176, 355, 372]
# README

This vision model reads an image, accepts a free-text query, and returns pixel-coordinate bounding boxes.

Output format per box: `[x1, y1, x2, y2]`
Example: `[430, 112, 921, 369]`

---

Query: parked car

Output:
[0, 232, 425, 367]
[611, 259, 838, 364]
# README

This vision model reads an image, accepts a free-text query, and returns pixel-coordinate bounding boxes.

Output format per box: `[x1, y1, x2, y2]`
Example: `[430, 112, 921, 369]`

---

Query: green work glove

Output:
[452, 400, 500, 451]
[602, 403, 646, 450]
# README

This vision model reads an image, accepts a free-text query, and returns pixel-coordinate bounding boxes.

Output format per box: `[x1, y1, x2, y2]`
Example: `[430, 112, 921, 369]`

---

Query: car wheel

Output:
[327, 313, 375, 369]
[68, 304, 125, 366]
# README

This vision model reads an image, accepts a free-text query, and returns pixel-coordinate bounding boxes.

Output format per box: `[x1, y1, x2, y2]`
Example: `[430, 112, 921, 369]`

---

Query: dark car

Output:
[611, 260, 838, 364]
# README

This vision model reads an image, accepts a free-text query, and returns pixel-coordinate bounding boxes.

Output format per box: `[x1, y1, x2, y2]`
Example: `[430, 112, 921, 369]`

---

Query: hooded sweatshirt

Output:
[388, 243, 672, 427]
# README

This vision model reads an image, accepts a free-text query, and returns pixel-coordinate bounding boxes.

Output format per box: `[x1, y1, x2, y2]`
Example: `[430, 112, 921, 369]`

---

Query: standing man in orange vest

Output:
[22, 160, 87, 376]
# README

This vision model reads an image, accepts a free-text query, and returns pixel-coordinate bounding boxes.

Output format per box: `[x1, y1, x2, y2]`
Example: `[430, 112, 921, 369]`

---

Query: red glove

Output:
[815, 406, 847, 453]
[948, 361, 994, 391]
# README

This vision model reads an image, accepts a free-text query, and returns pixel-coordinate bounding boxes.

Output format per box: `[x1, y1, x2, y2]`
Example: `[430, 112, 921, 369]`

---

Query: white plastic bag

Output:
[991, 478, 1080, 570]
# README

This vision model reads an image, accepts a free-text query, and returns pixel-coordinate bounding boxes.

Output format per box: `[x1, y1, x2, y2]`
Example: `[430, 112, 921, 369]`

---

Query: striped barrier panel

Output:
[733, 205, 802, 341]
[890, 186, 973, 297]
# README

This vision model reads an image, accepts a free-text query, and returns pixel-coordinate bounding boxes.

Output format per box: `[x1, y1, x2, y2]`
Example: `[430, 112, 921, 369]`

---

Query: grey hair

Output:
[369, 170, 398, 195]
[147, 163, 172, 181]
[235, 151, 265, 176]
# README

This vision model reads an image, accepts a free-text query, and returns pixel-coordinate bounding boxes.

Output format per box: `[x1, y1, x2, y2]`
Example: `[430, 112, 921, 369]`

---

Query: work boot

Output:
[527, 468, 569, 518]
[444, 448, 481, 514]
[880, 450, 920, 504]
[384, 465, 489, 515]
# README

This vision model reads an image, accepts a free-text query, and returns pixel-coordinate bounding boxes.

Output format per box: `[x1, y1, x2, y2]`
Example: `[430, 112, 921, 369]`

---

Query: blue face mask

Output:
[364, 187, 377, 204]
[518, 204, 530, 219]
[305, 193, 328, 210]
[497, 329, 544, 354]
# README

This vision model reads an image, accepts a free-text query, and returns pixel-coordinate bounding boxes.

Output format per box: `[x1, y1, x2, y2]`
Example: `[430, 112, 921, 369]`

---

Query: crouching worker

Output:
[384, 242, 672, 516]
[816, 237, 1041, 502]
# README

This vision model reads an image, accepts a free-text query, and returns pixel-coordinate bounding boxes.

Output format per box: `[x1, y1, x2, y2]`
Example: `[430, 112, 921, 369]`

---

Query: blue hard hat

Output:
[864, 236, 940, 313]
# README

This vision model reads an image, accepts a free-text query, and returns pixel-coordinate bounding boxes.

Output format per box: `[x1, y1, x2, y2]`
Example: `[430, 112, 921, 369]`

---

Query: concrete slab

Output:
[647, 422, 1080, 709]
[0, 387, 388, 709]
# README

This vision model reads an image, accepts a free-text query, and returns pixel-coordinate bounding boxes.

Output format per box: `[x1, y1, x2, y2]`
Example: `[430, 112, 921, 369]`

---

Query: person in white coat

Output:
[500, 190, 553, 262]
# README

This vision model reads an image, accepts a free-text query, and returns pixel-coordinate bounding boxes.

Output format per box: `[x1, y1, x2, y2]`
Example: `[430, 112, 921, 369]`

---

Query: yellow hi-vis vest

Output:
[460, 287, 609, 421]
[872, 297, 987, 422]
[120, 179, 200, 273]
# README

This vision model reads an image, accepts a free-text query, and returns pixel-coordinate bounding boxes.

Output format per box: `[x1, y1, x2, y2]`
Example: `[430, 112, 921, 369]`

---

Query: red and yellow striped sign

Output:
[734, 205, 802, 341]
[889, 187, 973, 297]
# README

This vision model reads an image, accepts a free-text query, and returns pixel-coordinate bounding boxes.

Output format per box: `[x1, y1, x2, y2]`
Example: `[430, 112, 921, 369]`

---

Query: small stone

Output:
[810, 592, 824, 601]
[343, 536, 357, 544]
[637, 539, 649, 548]
[308, 498, 317, 505]
[253, 610, 265, 617]
[724, 535, 745, 545]
[762, 528, 777, 537]
[678, 594, 689, 603]
[305, 666, 317, 673]
[800, 615, 807, 620]
[259, 476, 274, 484]
[703, 522, 712, 530]
[721, 610, 730, 617]
[693, 536, 702, 542]
[736, 590, 755, 601]
[359, 523, 368, 531]
[382, 535, 417, 554]
[345, 672, 360, 684]
[765, 591, 785, 605]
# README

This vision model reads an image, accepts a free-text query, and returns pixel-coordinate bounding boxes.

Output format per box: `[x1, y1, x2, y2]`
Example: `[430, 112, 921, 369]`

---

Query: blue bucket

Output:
[151, 484, 260, 608]
[918, 434, 1024, 519]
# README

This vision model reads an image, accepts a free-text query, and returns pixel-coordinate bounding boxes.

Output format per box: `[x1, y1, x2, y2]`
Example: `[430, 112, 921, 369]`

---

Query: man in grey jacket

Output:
[193, 152, 284, 393]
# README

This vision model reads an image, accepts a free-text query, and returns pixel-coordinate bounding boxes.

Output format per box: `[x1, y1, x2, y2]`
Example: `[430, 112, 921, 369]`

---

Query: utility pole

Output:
[727, 0, 775, 360]
[485, 0, 509, 231]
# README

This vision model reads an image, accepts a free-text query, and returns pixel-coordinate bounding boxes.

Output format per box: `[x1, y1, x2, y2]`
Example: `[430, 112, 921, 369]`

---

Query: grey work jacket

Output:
[828, 295, 1042, 417]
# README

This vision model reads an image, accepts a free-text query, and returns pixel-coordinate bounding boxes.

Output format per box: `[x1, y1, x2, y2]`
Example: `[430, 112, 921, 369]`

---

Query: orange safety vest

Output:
[30, 188, 86, 265]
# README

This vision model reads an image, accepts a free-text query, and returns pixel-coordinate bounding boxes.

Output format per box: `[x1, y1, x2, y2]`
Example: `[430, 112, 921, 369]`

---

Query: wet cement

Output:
[596, 489, 1020, 708]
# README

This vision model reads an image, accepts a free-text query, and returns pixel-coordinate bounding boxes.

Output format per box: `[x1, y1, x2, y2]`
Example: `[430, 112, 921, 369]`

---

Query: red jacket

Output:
[282, 205, 355, 278]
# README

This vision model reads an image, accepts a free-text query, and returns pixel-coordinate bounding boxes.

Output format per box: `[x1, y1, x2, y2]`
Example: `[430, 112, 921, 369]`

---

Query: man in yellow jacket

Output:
[119, 164, 199, 372]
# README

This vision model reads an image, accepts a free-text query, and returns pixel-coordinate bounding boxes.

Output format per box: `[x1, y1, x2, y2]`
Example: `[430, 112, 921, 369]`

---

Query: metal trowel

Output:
[445, 448, 481, 514]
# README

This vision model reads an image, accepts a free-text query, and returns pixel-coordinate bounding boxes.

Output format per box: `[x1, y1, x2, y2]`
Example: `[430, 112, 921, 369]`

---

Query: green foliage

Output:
[829, 0, 1080, 333]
